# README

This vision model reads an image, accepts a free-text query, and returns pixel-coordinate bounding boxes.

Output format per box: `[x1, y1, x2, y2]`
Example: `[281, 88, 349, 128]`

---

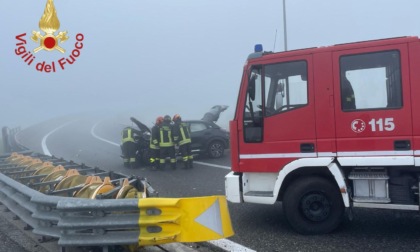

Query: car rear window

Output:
[190, 122, 207, 132]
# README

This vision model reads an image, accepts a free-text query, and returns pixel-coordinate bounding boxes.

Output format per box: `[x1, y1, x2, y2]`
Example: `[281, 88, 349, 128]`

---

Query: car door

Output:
[188, 121, 208, 151]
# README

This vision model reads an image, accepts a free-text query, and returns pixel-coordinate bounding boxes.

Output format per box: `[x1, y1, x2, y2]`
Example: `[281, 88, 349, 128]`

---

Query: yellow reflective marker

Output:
[138, 196, 234, 246]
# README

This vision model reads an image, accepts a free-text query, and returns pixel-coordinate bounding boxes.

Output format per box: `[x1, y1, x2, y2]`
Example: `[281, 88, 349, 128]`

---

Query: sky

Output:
[1, 0, 420, 129]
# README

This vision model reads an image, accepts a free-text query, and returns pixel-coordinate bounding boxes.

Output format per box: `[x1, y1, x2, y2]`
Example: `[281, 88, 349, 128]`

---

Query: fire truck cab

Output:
[225, 36, 420, 234]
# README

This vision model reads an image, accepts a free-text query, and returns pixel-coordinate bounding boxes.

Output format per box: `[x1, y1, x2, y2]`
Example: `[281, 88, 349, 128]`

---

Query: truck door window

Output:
[340, 50, 402, 111]
[264, 61, 308, 116]
[243, 68, 263, 143]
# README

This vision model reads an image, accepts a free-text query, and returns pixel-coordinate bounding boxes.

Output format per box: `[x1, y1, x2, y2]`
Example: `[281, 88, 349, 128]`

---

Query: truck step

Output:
[352, 196, 391, 203]
[349, 173, 389, 180]
[244, 191, 273, 197]
[349, 168, 390, 201]
[349, 168, 389, 180]
[353, 202, 418, 211]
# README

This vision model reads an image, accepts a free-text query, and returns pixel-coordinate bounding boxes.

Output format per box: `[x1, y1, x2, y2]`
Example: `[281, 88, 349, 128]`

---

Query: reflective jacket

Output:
[173, 122, 191, 145]
[150, 125, 160, 149]
[121, 127, 135, 143]
[159, 123, 174, 147]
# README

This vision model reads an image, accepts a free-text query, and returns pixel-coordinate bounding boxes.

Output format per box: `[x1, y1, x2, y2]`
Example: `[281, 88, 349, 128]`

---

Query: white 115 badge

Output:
[351, 118, 395, 133]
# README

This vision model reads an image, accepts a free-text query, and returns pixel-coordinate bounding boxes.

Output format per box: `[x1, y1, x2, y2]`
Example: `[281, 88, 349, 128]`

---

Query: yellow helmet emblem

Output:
[31, 0, 68, 53]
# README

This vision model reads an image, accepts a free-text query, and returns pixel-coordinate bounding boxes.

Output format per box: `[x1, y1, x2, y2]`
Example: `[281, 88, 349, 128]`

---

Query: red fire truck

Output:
[225, 36, 420, 234]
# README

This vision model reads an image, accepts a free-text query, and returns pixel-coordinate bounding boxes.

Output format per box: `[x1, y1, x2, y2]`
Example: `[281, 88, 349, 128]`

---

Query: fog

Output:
[1, 0, 420, 130]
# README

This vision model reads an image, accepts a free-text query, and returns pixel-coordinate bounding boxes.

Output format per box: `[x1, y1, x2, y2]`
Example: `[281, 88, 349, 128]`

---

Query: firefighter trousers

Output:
[122, 141, 136, 168]
[179, 143, 193, 168]
[159, 146, 176, 169]
[149, 148, 160, 169]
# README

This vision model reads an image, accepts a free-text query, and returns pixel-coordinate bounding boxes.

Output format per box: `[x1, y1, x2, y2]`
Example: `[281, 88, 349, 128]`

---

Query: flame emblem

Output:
[31, 0, 68, 53]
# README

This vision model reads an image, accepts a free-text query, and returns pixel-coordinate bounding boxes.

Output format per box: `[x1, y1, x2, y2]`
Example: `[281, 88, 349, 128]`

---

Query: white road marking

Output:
[209, 239, 257, 252]
[194, 161, 230, 170]
[41, 121, 75, 156]
[91, 122, 120, 147]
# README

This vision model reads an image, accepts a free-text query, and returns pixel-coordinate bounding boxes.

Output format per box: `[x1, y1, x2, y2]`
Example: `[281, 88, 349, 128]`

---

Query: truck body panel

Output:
[226, 36, 420, 234]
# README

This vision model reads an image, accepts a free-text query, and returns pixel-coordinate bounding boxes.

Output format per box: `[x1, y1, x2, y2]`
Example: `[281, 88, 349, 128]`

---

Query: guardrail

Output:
[0, 127, 234, 251]
[0, 152, 157, 250]
[0, 167, 156, 247]
[2, 126, 25, 153]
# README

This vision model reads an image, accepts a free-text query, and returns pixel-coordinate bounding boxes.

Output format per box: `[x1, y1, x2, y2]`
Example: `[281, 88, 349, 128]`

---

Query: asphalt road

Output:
[13, 115, 420, 251]
[0, 205, 48, 252]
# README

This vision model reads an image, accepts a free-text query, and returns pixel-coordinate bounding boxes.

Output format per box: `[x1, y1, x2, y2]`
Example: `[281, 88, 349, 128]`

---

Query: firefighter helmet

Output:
[173, 114, 181, 122]
[156, 116, 164, 125]
[163, 115, 171, 123]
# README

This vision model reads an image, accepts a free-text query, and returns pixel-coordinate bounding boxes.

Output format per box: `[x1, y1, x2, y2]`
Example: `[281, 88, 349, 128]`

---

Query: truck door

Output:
[333, 45, 413, 165]
[238, 55, 316, 172]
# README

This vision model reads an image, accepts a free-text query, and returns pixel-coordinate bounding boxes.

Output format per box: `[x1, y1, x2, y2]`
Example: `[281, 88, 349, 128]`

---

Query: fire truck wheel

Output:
[282, 176, 344, 235]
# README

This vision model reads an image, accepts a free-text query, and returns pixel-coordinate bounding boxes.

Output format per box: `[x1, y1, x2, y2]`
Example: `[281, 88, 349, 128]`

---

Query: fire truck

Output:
[225, 36, 420, 234]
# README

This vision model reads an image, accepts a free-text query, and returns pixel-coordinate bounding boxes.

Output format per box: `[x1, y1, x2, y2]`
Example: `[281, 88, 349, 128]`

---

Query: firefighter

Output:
[121, 127, 141, 168]
[159, 115, 177, 169]
[150, 116, 163, 170]
[341, 75, 356, 110]
[172, 114, 193, 169]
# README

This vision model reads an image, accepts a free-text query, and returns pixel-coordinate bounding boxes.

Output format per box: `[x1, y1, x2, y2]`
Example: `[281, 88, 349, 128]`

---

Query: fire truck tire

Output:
[282, 176, 344, 235]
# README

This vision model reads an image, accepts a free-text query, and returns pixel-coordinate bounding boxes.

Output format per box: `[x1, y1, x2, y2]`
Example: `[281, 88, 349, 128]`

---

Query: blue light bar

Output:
[254, 44, 263, 52]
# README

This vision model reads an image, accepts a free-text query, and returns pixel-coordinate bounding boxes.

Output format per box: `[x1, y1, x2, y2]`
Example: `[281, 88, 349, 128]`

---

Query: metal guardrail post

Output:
[0, 173, 42, 232]
[2, 127, 11, 153]
[31, 194, 64, 238]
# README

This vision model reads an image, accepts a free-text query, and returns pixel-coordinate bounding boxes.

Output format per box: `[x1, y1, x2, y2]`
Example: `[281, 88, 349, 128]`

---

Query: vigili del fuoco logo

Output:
[14, 0, 84, 73]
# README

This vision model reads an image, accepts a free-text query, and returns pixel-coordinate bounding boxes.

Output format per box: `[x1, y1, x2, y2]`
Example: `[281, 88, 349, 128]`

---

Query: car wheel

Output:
[282, 176, 344, 235]
[207, 140, 224, 158]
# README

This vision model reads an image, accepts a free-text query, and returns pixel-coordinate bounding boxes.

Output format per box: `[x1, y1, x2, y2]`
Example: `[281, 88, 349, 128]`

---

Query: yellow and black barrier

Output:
[56, 195, 234, 247]
[137, 196, 234, 245]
